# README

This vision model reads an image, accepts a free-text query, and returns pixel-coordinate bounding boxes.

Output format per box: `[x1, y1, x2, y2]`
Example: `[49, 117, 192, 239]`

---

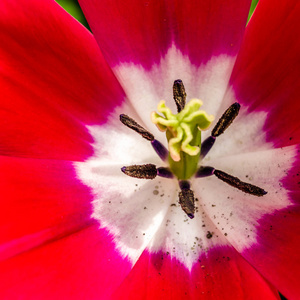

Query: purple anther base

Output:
[200, 136, 216, 160]
[196, 166, 215, 178]
[157, 167, 174, 178]
[179, 180, 190, 190]
[151, 139, 169, 161]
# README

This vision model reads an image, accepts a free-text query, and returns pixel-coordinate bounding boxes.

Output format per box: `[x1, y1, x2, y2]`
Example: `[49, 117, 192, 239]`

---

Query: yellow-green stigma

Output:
[151, 99, 214, 179]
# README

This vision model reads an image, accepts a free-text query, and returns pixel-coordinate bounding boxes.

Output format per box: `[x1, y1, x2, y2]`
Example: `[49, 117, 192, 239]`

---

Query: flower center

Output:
[151, 98, 214, 179]
[120, 79, 267, 219]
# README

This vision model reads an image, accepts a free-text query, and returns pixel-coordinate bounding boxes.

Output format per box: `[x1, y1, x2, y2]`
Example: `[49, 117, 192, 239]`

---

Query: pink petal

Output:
[79, 0, 251, 68]
[0, 224, 131, 299]
[228, 0, 300, 148]
[0, 0, 124, 160]
[112, 246, 280, 300]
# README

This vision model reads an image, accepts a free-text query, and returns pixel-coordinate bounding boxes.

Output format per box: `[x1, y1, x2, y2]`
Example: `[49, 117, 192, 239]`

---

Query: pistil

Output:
[151, 98, 214, 179]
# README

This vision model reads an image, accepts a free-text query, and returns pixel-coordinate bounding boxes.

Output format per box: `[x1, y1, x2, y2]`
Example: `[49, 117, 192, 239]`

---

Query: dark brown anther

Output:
[211, 102, 240, 137]
[178, 181, 195, 219]
[120, 114, 154, 141]
[173, 79, 186, 112]
[121, 164, 157, 179]
[213, 169, 267, 196]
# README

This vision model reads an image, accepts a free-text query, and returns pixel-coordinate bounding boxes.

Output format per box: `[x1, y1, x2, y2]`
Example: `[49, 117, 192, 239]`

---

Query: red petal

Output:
[229, 0, 300, 148]
[0, 224, 131, 299]
[226, 3, 300, 297]
[112, 246, 280, 300]
[79, 0, 251, 68]
[0, 155, 92, 256]
[0, 0, 124, 160]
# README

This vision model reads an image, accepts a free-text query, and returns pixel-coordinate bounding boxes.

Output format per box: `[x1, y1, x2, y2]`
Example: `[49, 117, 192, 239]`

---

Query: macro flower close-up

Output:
[0, 0, 299, 299]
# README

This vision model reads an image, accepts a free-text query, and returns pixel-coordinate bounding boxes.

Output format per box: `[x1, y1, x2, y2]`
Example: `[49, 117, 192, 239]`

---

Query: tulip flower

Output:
[0, 0, 299, 299]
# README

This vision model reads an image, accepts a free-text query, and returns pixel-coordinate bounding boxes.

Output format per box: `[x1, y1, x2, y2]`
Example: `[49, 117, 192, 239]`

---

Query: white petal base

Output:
[75, 50, 297, 270]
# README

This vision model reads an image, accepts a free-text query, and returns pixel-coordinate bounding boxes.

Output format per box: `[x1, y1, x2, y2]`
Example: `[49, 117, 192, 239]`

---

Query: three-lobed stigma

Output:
[151, 99, 214, 179]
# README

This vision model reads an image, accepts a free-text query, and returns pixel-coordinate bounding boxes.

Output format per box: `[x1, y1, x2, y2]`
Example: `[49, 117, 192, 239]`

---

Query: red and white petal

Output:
[75, 117, 283, 300]
[0, 0, 124, 160]
[111, 246, 279, 300]
[78, 0, 251, 136]
[0, 224, 132, 300]
[75, 104, 174, 265]
[77, 105, 227, 270]
[242, 193, 300, 300]
[76, 101, 294, 289]
[79, 0, 251, 68]
[219, 0, 300, 298]
[0, 155, 133, 299]
[201, 145, 300, 299]
[199, 100, 300, 298]
[195, 146, 297, 251]
[228, 0, 300, 148]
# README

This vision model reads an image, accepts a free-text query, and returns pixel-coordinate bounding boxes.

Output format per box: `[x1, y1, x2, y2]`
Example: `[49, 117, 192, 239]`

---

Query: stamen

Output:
[211, 102, 240, 137]
[196, 166, 215, 177]
[213, 169, 267, 196]
[200, 103, 240, 159]
[121, 164, 157, 179]
[200, 136, 216, 160]
[179, 180, 190, 190]
[178, 180, 195, 219]
[120, 114, 169, 161]
[120, 114, 154, 141]
[173, 79, 186, 112]
[151, 140, 169, 161]
[120, 82, 264, 219]
[157, 167, 174, 178]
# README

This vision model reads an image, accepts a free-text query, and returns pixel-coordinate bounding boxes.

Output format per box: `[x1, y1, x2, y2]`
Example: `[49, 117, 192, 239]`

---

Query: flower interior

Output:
[121, 80, 267, 219]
